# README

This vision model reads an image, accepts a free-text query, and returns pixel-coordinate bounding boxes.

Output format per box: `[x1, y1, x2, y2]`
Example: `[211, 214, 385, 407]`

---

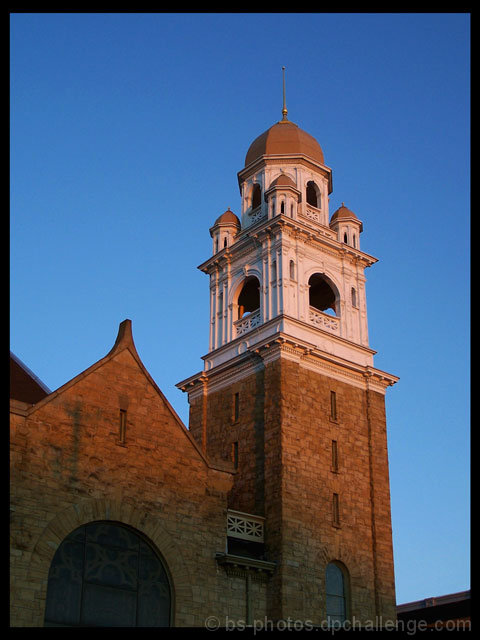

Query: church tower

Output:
[177, 88, 398, 626]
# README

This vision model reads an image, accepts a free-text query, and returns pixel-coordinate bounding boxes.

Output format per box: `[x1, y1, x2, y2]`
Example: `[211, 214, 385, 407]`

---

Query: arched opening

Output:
[237, 276, 260, 319]
[343, 232, 348, 244]
[308, 274, 337, 316]
[280, 200, 285, 214]
[306, 181, 320, 208]
[43, 521, 171, 627]
[325, 561, 349, 625]
[251, 184, 261, 209]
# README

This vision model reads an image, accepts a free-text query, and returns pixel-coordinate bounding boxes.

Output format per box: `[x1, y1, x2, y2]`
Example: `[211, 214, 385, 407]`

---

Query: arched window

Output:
[308, 274, 337, 316]
[325, 562, 348, 625]
[306, 181, 320, 208]
[352, 234, 356, 248]
[271, 260, 277, 281]
[290, 204, 294, 218]
[343, 232, 348, 244]
[252, 184, 261, 209]
[280, 201, 285, 214]
[44, 522, 171, 627]
[224, 237, 228, 248]
[351, 287, 357, 308]
[237, 276, 260, 319]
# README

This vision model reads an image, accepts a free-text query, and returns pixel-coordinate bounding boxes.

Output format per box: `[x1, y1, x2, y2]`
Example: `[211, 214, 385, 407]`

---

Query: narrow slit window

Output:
[232, 442, 239, 468]
[280, 201, 285, 214]
[234, 392, 239, 422]
[351, 287, 357, 308]
[119, 409, 127, 444]
[330, 391, 337, 421]
[333, 493, 340, 526]
[289, 260, 295, 280]
[331, 440, 338, 472]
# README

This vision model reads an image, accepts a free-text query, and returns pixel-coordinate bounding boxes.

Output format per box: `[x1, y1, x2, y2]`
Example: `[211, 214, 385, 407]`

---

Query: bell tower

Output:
[177, 90, 398, 626]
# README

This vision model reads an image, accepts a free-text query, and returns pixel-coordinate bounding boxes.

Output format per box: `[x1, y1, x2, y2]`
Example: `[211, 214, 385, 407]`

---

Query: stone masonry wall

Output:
[275, 356, 396, 624]
[10, 342, 253, 627]
[188, 351, 396, 625]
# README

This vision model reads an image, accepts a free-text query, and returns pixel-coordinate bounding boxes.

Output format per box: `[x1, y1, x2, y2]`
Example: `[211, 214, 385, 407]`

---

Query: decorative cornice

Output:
[199, 212, 377, 277]
[177, 327, 398, 398]
[215, 552, 276, 581]
[250, 335, 398, 393]
[177, 352, 264, 399]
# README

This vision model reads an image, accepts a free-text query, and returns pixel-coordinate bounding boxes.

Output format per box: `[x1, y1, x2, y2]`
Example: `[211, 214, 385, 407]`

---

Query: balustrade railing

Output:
[303, 205, 322, 223]
[234, 309, 261, 336]
[249, 205, 266, 225]
[227, 510, 265, 542]
[309, 307, 339, 332]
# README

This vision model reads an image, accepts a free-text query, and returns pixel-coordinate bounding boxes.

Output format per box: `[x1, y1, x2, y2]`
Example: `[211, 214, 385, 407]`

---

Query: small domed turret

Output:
[210, 208, 241, 255]
[330, 203, 363, 249]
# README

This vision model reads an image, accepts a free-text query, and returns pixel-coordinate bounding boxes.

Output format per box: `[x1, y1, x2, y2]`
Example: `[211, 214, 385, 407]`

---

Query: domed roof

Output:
[268, 173, 298, 189]
[330, 203, 363, 231]
[213, 208, 241, 227]
[245, 119, 325, 167]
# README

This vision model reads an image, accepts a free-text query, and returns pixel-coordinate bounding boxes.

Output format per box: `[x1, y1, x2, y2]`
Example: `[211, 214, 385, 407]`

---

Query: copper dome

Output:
[330, 204, 363, 231]
[245, 120, 325, 167]
[213, 208, 241, 227]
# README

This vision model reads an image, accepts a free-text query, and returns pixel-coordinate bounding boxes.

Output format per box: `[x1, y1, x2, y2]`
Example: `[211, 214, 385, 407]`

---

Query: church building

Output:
[10, 100, 399, 627]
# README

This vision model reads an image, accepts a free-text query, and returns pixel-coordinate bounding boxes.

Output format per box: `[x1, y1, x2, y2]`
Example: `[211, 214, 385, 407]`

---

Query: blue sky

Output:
[10, 13, 470, 606]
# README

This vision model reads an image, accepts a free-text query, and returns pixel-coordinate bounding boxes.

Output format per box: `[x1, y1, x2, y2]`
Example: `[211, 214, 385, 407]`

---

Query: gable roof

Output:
[10, 352, 51, 404]
[23, 319, 233, 475]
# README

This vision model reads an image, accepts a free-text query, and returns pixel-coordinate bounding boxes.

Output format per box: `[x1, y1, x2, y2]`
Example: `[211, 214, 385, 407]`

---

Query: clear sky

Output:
[10, 12, 470, 606]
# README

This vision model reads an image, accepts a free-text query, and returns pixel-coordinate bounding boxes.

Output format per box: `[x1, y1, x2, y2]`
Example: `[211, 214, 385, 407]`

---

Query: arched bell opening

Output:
[308, 273, 338, 317]
[306, 181, 321, 208]
[251, 184, 261, 210]
[236, 276, 260, 319]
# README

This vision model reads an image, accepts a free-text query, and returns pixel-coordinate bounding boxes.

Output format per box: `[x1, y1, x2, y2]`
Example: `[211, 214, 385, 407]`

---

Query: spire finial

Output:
[282, 66, 288, 121]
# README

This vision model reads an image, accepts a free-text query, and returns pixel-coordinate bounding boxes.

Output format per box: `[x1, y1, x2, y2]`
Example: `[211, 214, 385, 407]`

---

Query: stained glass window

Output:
[44, 522, 171, 627]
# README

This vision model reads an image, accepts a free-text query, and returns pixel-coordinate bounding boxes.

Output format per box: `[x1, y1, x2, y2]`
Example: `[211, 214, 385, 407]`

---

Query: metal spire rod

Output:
[282, 66, 288, 121]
